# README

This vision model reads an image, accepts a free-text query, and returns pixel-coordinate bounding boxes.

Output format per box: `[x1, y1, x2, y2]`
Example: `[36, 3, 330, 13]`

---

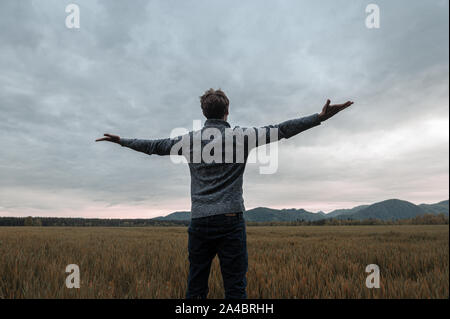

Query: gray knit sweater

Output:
[119, 113, 321, 219]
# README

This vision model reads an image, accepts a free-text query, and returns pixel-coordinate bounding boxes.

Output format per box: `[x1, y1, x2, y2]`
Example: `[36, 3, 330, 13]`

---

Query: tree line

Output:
[0, 216, 189, 227]
[246, 213, 449, 226]
[0, 213, 447, 227]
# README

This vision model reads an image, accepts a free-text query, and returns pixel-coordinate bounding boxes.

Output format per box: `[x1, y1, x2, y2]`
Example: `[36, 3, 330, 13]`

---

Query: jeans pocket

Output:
[225, 220, 245, 245]
[223, 214, 243, 227]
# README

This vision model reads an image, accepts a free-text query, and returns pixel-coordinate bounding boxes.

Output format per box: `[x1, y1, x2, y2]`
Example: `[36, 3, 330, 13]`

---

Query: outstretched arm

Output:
[95, 133, 181, 156]
[255, 99, 353, 146]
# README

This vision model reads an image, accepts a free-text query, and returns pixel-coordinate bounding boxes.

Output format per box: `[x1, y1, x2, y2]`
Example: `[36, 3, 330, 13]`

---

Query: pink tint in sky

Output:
[0, 204, 185, 219]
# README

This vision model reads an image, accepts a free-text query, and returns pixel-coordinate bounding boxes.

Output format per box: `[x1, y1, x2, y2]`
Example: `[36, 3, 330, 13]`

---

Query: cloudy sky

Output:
[0, 0, 448, 218]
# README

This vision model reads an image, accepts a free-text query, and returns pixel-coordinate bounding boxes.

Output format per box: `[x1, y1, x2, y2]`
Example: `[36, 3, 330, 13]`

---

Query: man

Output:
[96, 89, 353, 299]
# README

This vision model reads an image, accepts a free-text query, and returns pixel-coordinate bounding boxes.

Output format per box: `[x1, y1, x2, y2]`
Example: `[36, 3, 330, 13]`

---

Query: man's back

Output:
[188, 119, 248, 218]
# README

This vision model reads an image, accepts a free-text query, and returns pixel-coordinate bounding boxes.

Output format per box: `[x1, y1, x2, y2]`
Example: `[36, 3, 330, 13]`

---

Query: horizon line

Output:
[0, 198, 447, 220]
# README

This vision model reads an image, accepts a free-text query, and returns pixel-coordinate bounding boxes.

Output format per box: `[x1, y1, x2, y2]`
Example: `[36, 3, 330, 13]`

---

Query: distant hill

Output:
[335, 199, 427, 220]
[154, 207, 323, 222]
[326, 205, 369, 218]
[244, 207, 323, 222]
[419, 200, 449, 214]
[154, 199, 449, 222]
[154, 211, 191, 221]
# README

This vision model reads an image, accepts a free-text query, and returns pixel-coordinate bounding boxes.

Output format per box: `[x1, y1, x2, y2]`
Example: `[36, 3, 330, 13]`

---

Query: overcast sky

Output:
[0, 0, 448, 218]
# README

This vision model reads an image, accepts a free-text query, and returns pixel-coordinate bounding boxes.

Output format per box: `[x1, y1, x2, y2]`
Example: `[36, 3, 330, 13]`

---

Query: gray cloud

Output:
[0, 0, 448, 217]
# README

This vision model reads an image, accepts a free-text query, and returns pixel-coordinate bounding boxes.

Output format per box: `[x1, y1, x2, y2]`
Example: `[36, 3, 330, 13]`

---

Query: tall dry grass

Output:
[0, 225, 448, 298]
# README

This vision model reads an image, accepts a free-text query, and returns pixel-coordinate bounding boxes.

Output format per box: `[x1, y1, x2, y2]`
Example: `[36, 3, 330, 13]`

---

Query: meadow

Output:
[0, 225, 448, 298]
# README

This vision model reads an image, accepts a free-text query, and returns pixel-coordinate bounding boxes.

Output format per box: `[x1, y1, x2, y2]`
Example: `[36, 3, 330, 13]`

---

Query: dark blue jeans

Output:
[185, 212, 248, 299]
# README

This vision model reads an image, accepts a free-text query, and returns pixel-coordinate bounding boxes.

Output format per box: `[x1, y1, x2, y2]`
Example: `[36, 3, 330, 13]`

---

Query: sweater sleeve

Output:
[118, 137, 182, 156]
[254, 113, 322, 147]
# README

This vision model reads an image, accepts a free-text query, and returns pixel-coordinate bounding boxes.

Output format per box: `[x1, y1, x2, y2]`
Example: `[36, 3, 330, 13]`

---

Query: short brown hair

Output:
[200, 88, 229, 119]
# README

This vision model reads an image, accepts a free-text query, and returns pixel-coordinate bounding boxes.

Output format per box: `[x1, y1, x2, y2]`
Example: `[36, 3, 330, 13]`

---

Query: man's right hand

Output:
[95, 133, 121, 144]
[318, 99, 353, 122]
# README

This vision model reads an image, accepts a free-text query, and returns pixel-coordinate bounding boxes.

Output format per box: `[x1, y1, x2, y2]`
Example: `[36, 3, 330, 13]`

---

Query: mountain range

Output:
[154, 199, 449, 222]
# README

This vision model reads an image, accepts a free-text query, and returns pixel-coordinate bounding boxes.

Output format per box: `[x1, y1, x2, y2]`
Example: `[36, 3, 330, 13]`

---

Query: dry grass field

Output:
[0, 225, 448, 299]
